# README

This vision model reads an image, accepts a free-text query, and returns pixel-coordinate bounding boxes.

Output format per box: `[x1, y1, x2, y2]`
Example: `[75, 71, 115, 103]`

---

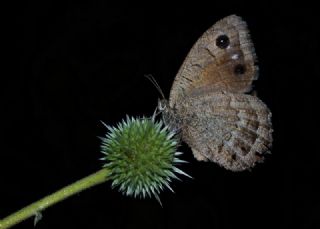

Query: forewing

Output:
[169, 15, 258, 109]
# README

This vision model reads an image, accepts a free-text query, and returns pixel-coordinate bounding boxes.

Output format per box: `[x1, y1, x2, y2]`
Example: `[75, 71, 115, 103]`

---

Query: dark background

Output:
[1, 3, 318, 229]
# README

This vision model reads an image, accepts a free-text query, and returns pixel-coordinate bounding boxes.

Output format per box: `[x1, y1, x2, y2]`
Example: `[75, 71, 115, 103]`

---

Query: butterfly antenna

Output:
[144, 74, 165, 99]
[144, 74, 166, 120]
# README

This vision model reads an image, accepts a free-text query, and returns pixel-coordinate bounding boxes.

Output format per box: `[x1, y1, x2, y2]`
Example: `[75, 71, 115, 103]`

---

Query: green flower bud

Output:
[100, 116, 190, 204]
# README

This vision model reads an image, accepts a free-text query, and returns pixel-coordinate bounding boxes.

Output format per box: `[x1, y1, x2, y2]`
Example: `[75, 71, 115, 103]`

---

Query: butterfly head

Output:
[157, 99, 170, 112]
[157, 99, 182, 134]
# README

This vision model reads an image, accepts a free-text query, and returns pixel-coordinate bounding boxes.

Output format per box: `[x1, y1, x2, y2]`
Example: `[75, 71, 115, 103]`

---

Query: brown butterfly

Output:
[158, 15, 273, 172]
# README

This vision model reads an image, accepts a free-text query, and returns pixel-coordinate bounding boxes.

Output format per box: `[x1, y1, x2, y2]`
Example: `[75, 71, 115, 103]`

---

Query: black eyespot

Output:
[240, 146, 246, 152]
[216, 35, 230, 49]
[234, 64, 246, 75]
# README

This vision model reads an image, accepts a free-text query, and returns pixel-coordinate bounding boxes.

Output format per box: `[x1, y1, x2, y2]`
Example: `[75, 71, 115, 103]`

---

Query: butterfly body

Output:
[160, 15, 273, 171]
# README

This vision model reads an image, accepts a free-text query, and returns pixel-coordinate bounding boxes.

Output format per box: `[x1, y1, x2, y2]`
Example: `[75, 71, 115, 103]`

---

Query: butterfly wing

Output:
[169, 15, 258, 109]
[179, 91, 273, 171]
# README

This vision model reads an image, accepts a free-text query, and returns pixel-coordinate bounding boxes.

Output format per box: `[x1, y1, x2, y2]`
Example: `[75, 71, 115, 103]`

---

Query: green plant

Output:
[0, 116, 189, 229]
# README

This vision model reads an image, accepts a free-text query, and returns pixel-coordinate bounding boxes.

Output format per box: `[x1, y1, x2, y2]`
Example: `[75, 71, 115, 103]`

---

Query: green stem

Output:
[0, 168, 110, 229]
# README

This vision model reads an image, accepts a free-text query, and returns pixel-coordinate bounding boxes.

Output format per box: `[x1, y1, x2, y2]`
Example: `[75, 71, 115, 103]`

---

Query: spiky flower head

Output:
[100, 116, 189, 203]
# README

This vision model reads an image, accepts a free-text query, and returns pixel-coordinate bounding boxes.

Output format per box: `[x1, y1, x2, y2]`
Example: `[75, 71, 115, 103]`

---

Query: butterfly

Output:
[158, 15, 273, 172]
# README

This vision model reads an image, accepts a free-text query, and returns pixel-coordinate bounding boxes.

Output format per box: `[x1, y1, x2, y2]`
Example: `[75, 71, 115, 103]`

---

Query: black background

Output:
[1, 3, 319, 229]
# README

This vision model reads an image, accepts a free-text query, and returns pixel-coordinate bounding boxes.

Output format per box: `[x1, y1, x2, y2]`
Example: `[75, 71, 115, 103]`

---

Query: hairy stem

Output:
[0, 168, 110, 229]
